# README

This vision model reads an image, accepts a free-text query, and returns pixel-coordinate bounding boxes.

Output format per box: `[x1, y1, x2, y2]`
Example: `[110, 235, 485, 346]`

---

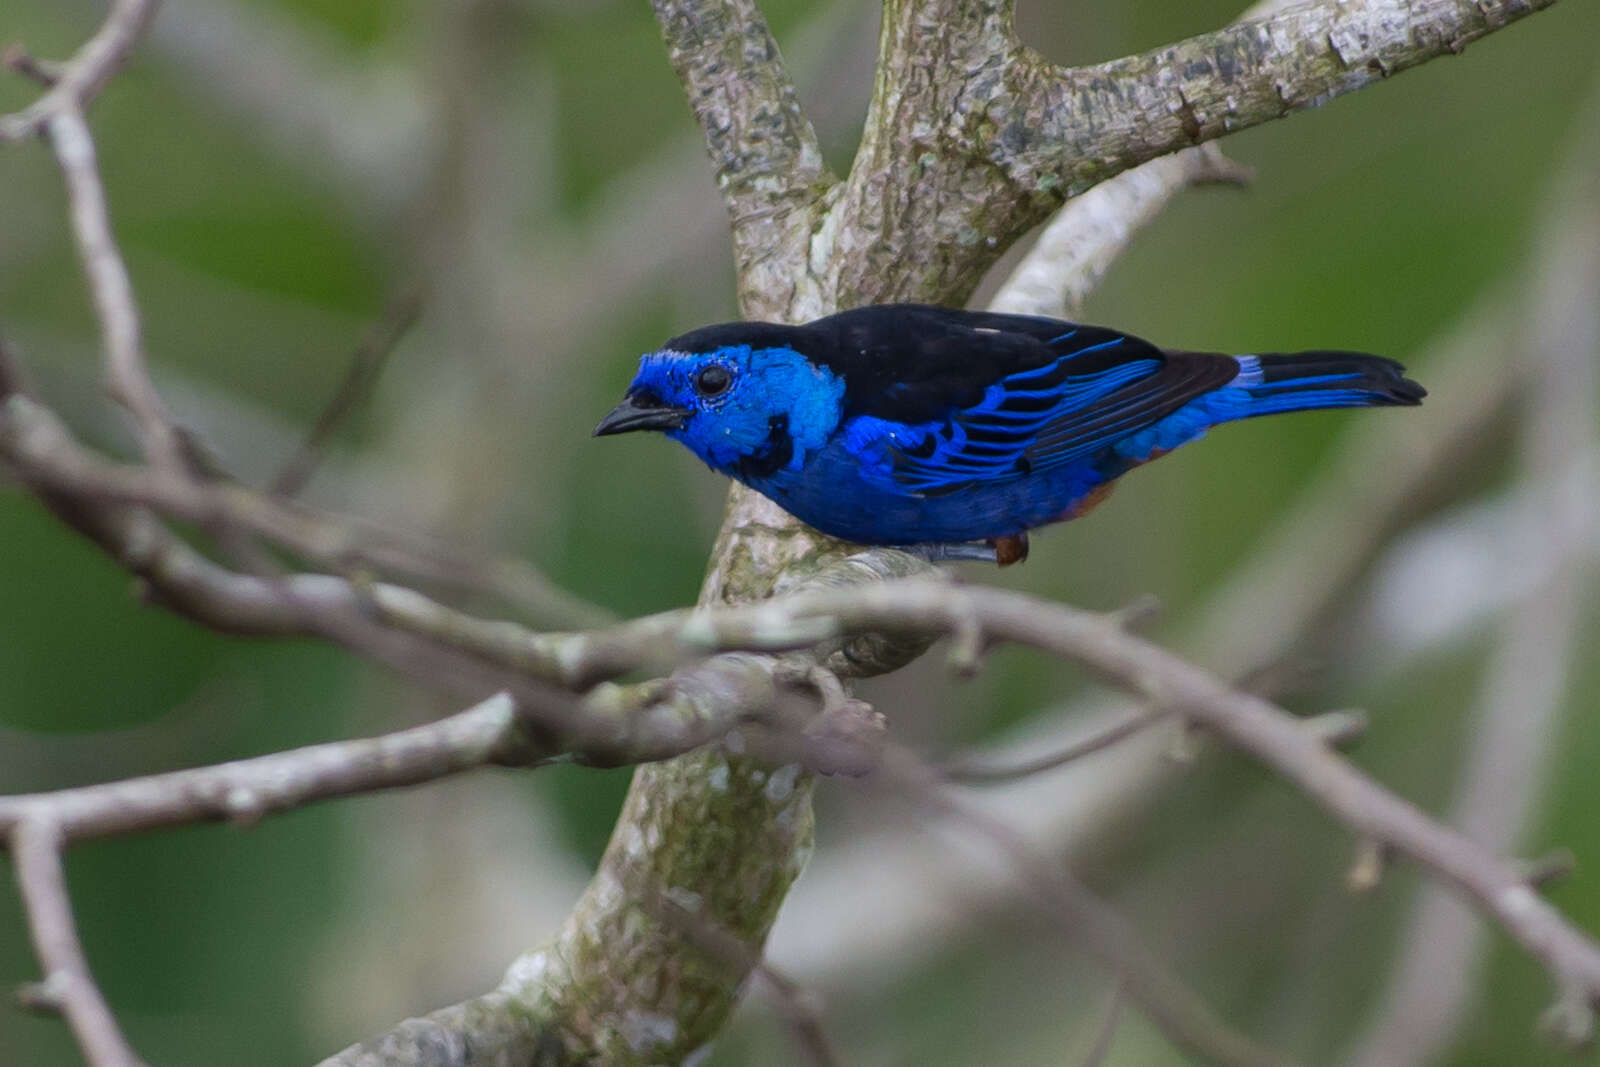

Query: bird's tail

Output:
[1223, 350, 1426, 417]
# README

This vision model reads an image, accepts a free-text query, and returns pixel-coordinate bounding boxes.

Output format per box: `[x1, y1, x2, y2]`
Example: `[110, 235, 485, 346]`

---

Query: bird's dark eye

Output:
[695, 364, 733, 397]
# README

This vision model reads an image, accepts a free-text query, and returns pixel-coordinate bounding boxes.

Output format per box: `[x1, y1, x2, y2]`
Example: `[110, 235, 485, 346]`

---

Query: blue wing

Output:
[844, 328, 1240, 496]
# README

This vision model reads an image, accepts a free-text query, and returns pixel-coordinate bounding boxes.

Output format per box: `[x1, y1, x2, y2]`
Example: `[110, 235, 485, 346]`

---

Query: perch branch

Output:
[713, 580, 1600, 1039]
[14, 569, 1596, 1057]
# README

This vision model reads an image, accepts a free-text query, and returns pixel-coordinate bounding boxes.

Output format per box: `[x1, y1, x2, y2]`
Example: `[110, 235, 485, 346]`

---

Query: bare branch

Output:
[3, 2, 183, 471]
[989, 143, 1251, 319]
[191, 556, 1600, 1053]
[10, 819, 147, 1067]
[2, 43, 62, 88]
[939, 706, 1174, 784]
[271, 286, 426, 498]
[1343, 106, 1600, 1065]
[1027, 0, 1559, 194]
[19, 557, 1592, 1060]
[830, 0, 1558, 304]
[0, 695, 525, 843]
[739, 581, 1600, 1038]
[0, 389, 608, 630]
[45, 106, 186, 473]
[0, 650, 859, 853]
[0, 0, 161, 143]
[0, 451, 598, 715]
[650, 0, 835, 318]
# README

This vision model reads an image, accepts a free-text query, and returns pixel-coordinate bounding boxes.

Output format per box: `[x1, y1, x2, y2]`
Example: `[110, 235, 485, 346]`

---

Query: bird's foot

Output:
[902, 541, 998, 564]
[991, 534, 1029, 567]
[902, 533, 1029, 567]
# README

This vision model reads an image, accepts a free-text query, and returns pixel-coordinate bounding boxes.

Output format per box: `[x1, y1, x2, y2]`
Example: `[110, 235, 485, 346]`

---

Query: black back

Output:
[666, 304, 1170, 424]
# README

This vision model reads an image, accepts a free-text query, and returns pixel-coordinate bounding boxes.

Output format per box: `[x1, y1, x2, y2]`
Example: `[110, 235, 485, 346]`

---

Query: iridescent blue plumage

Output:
[595, 305, 1424, 563]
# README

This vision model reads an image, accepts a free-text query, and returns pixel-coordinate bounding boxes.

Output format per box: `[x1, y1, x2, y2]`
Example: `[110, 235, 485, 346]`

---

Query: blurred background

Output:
[3, 0, 1600, 1063]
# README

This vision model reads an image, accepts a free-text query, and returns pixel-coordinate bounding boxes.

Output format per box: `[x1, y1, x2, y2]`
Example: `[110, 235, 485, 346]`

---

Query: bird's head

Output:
[594, 333, 846, 478]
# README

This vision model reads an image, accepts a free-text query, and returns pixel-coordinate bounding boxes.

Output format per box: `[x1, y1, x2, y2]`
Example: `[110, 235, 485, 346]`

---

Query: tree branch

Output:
[650, 0, 835, 319]
[827, 0, 1558, 305]
[988, 142, 1252, 320]
[270, 285, 426, 499]
[10, 819, 146, 1067]
[0, 695, 527, 842]
[20, 563, 1596, 1058]
[709, 580, 1600, 1039]
[871, 746, 1297, 1067]
[0, 378, 607, 632]
[1041, 0, 1558, 194]
[1344, 100, 1600, 1062]
[0, 0, 161, 143]
[45, 103, 188, 475]
[3, 2, 183, 471]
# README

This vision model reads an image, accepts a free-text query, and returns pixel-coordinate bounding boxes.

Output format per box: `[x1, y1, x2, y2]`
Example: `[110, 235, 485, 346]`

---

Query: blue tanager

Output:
[595, 304, 1424, 565]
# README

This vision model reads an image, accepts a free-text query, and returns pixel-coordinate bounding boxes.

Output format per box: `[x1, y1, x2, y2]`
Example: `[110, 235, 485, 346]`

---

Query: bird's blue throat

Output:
[636, 344, 846, 475]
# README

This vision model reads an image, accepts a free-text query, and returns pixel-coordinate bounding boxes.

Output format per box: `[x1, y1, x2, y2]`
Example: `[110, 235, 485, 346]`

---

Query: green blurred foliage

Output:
[2, 0, 1599, 1064]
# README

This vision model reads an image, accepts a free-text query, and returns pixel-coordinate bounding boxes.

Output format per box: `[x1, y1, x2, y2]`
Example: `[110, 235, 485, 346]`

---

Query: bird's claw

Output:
[902, 541, 998, 564]
[902, 533, 1028, 567]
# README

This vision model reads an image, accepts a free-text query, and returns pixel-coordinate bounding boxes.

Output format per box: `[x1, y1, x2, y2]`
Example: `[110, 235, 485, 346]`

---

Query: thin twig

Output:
[2, 43, 62, 87]
[989, 143, 1251, 321]
[11, 818, 147, 1067]
[4, 1, 179, 469]
[870, 746, 1296, 1067]
[655, 580, 1600, 1038]
[1342, 108, 1600, 1063]
[46, 105, 185, 474]
[271, 285, 426, 498]
[0, 0, 161, 142]
[1080, 980, 1128, 1067]
[940, 706, 1174, 784]
[0, 391, 609, 629]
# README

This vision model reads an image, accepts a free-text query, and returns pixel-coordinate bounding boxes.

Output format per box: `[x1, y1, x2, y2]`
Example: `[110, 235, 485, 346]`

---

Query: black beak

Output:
[593, 394, 690, 437]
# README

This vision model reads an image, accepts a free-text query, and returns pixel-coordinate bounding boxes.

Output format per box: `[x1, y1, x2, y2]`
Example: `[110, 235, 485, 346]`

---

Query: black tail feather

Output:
[1255, 351, 1426, 406]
